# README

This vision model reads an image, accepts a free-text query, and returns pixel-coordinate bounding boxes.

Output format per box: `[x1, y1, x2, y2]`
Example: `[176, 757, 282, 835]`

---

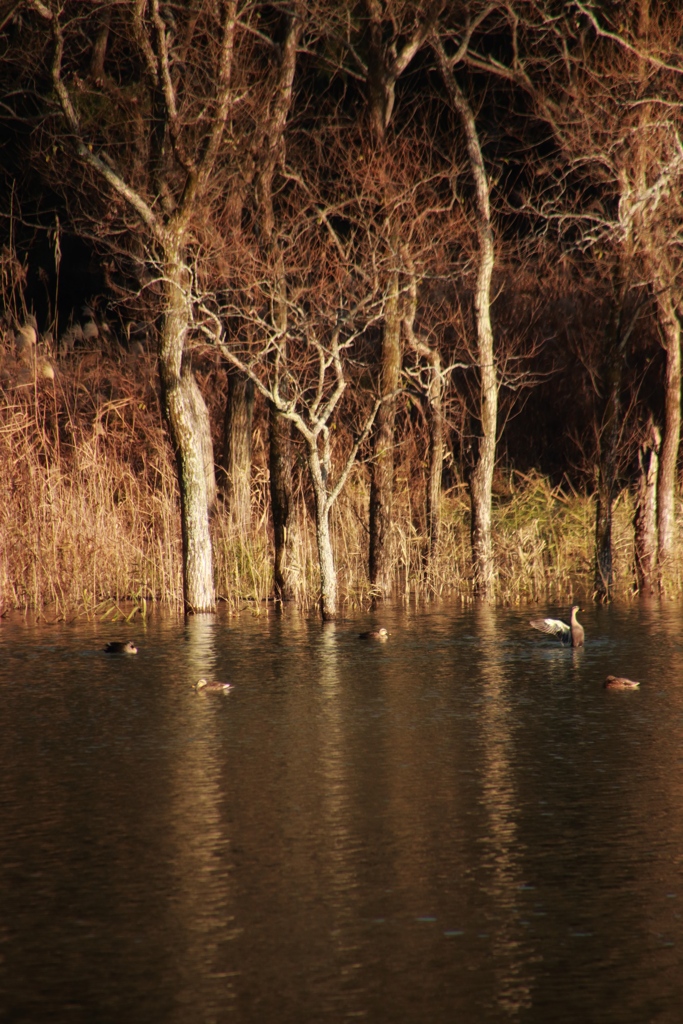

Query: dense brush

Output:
[0, 355, 679, 617]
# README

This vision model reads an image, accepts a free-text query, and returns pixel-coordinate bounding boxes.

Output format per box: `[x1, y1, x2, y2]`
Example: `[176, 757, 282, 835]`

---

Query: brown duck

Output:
[194, 678, 232, 694]
[530, 606, 584, 648]
[359, 628, 389, 640]
[103, 641, 138, 654]
[604, 675, 640, 690]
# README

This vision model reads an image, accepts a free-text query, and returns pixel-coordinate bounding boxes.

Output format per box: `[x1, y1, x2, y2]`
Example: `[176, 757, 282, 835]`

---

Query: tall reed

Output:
[0, 353, 679, 616]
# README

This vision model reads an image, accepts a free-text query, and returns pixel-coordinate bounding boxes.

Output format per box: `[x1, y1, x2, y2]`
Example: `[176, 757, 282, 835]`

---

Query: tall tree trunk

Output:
[634, 422, 660, 594]
[222, 367, 253, 532]
[594, 482, 614, 602]
[267, 252, 299, 603]
[49, 1, 238, 616]
[184, 362, 217, 513]
[425, 367, 444, 565]
[593, 260, 635, 602]
[314, 496, 337, 621]
[365, 0, 395, 144]
[306, 441, 337, 620]
[631, 53, 681, 585]
[252, 13, 302, 605]
[89, 4, 111, 83]
[158, 239, 215, 613]
[363, 4, 434, 596]
[401, 250, 443, 570]
[594, 356, 622, 602]
[269, 403, 297, 602]
[435, 38, 498, 598]
[369, 268, 401, 597]
[467, 180, 497, 597]
[655, 291, 681, 578]
[468, 239, 497, 598]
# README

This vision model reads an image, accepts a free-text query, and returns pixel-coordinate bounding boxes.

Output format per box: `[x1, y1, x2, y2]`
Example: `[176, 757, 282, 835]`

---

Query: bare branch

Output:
[327, 398, 383, 508]
[132, 0, 159, 83]
[195, 0, 239, 197]
[573, 1, 683, 77]
[389, 2, 445, 80]
[50, 12, 159, 236]
[438, 3, 496, 68]
[26, 0, 51, 18]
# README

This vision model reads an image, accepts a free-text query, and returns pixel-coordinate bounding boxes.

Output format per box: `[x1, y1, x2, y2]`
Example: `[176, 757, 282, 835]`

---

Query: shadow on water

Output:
[1, 600, 683, 1023]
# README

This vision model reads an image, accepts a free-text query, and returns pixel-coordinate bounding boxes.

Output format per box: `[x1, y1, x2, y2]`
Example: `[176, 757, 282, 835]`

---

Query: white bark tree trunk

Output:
[158, 239, 215, 612]
[369, 267, 401, 597]
[49, 1, 238, 613]
[434, 37, 498, 597]
[655, 291, 681, 577]
[401, 250, 443, 570]
[306, 440, 337, 620]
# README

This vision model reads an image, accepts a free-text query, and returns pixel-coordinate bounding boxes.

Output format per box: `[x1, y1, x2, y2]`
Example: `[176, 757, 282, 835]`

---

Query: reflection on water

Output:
[475, 602, 533, 1017]
[1, 601, 683, 1023]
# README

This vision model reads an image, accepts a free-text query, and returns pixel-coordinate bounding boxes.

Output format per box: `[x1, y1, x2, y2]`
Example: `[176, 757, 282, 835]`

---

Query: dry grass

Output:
[0, 368, 183, 616]
[0, 352, 680, 617]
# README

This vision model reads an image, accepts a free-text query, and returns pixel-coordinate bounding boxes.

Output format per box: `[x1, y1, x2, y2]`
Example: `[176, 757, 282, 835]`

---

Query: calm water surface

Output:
[1, 601, 683, 1023]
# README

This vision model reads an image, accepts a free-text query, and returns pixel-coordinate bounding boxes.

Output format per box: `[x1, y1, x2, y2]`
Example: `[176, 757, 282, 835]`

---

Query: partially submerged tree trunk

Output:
[634, 421, 660, 594]
[306, 441, 338, 620]
[269, 403, 297, 602]
[435, 36, 498, 598]
[630, 73, 682, 587]
[425, 379, 444, 563]
[266, 275, 299, 603]
[219, 321, 382, 621]
[222, 368, 253, 532]
[252, 12, 302, 604]
[363, 4, 436, 599]
[594, 477, 615, 603]
[654, 290, 681, 580]
[48, 0, 238, 613]
[369, 267, 401, 597]
[184, 362, 217, 513]
[468, 271, 497, 600]
[402, 249, 443, 569]
[159, 239, 215, 612]
[594, 286, 626, 602]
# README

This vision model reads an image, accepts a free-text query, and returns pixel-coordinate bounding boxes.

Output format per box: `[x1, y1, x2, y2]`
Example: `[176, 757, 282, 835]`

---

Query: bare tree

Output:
[400, 245, 447, 569]
[210, 8, 303, 594]
[344, 1, 442, 598]
[252, 10, 302, 602]
[454, 0, 683, 591]
[592, 264, 642, 600]
[433, 28, 498, 597]
[634, 420, 660, 593]
[222, 367, 254, 532]
[209, 304, 384, 619]
[30, 0, 248, 612]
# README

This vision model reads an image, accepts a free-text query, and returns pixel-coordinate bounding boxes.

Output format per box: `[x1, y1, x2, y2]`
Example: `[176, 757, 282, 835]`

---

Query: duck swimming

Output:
[359, 627, 389, 640]
[530, 606, 584, 648]
[194, 678, 232, 693]
[103, 641, 138, 654]
[604, 675, 640, 690]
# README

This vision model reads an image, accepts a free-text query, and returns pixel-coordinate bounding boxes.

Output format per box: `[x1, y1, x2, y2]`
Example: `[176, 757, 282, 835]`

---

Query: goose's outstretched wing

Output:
[529, 617, 571, 640]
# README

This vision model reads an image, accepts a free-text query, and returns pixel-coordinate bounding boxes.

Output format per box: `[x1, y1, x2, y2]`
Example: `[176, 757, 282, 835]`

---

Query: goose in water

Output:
[604, 675, 640, 690]
[529, 606, 584, 648]
[359, 627, 389, 640]
[194, 678, 232, 694]
[103, 641, 138, 654]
